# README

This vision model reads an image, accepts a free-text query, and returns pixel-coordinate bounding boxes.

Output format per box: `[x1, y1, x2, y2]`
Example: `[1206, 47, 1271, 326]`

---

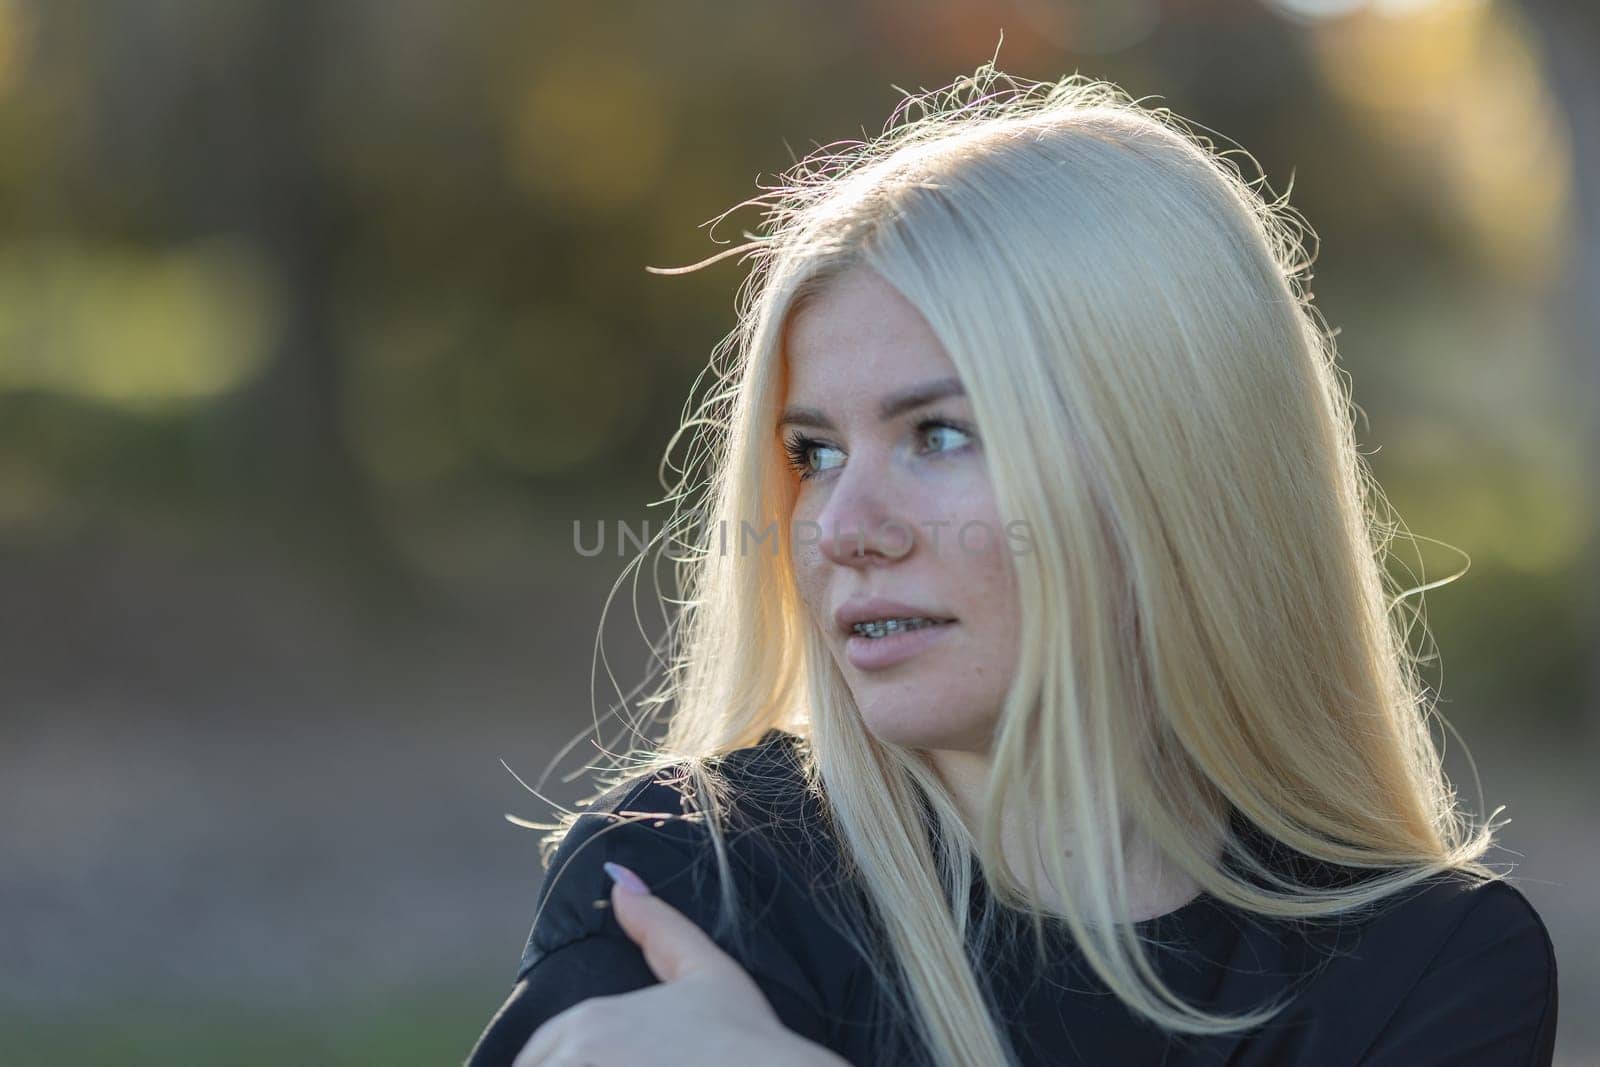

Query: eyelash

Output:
[782, 416, 975, 482]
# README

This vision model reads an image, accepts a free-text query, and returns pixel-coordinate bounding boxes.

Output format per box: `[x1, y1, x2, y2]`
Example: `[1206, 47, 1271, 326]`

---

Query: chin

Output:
[856, 695, 996, 753]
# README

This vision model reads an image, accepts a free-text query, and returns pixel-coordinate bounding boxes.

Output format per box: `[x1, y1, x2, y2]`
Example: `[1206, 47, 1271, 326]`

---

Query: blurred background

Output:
[1, 0, 1595, 1063]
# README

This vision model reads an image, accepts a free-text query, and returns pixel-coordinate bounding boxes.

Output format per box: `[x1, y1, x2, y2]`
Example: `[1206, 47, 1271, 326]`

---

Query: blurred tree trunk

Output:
[236, 1, 350, 507]
[205, 1, 418, 609]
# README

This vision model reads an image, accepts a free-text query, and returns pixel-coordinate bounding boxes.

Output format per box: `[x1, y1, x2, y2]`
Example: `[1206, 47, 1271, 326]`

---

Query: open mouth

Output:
[844, 617, 958, 671]
[849, 616, 957, 640]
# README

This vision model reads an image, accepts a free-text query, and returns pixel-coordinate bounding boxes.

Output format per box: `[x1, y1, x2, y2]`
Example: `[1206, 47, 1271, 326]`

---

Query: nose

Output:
[814, 464, 916, 567]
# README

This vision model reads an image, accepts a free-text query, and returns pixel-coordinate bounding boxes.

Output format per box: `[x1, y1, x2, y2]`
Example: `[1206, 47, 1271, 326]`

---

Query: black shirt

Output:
[465, 728, 1558, 1066]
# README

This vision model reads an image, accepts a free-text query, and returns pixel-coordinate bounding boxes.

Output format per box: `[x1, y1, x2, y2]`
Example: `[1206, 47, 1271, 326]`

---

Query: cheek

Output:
[964, 525, 1022, 643]
[788, 541, 828, 622]
[948, 490, 1017, 592]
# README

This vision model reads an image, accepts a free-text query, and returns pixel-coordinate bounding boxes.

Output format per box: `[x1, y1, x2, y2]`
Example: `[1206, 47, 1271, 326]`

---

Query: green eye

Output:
[920, 422, 972, 453]
[914, 416, 977, 457]
[783, 433, 843, 481]
[782, 416, 975, 482]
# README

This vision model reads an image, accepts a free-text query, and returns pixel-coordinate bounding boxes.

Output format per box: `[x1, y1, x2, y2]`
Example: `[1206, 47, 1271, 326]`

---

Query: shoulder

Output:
[515, 728, 848, 982]
[1304, 871, 1559, 1065]
[538, 725, 825, 892]
[1367, 870, 1557, 988]
[1424, 873, 1557, 968]
[1367, 873, 1559, 1064]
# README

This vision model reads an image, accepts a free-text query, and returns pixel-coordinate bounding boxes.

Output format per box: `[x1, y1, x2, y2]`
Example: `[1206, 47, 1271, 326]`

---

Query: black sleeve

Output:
[464, 936, 652, 1067]
[463, 774, 836, 1067]
[1358, 880, 1559, 1066]
[465, 933, 836, 1067]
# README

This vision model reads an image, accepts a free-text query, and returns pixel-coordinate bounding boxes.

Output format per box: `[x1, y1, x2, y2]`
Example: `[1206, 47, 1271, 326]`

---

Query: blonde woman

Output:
[466, 65, 1558, 1067]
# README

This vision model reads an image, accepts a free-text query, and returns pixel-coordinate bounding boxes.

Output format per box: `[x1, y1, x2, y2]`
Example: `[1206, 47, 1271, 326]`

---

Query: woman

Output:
[466, 65, 1558, 1066]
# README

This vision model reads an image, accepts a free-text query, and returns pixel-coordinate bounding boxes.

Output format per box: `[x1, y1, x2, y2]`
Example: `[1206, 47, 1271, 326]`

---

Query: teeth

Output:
[851, 616, 947, 639]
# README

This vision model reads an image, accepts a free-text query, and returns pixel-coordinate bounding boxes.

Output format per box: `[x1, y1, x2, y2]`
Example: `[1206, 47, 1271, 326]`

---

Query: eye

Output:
[783, 432, 843, 481]
[916, 418, 975, 455]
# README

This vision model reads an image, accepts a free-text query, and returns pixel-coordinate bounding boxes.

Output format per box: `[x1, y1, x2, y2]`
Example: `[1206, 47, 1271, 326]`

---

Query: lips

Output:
[834, 595, 957, 636]
[843, 613, 958, 671]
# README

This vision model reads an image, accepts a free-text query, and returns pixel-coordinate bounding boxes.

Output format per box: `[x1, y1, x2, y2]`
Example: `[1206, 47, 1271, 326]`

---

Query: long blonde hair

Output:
[541, 63, 1502, 1066]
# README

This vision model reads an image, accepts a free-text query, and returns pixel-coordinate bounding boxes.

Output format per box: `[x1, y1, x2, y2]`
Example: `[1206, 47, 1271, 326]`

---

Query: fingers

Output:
[511, 863, 786, 1066]
[604, 861, 743, 985]
[513, 996, 612, 1066]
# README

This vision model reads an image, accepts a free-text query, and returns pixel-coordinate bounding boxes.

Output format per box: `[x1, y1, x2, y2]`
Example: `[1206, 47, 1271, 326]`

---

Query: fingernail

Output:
[603, 861, 650, 896]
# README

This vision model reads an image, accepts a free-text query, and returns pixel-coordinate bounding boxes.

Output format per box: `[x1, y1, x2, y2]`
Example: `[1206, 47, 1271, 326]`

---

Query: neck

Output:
[924, 746, 1212, 922]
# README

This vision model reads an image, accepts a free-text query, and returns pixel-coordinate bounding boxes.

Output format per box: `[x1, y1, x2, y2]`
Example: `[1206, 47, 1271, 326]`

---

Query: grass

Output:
[1, 985, 500, 1066]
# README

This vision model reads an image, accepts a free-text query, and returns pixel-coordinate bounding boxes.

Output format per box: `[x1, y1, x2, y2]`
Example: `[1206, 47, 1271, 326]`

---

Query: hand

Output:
[512, 862, 850, 1067]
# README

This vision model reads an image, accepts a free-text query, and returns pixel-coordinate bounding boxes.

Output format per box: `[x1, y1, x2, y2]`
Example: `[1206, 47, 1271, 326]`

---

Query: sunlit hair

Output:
[531, 60, 1501, 1066]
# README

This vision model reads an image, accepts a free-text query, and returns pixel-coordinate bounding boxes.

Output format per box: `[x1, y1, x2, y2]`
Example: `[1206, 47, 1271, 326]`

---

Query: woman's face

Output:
[780, 266, 1022, 754]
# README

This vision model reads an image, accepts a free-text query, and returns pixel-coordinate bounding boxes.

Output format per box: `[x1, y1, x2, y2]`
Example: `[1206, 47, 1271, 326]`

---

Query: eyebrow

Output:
[777, 376, 967, 432]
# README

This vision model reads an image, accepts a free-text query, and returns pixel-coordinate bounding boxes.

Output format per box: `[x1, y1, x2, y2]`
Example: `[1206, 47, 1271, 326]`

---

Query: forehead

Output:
[781, 267, 956, 397]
